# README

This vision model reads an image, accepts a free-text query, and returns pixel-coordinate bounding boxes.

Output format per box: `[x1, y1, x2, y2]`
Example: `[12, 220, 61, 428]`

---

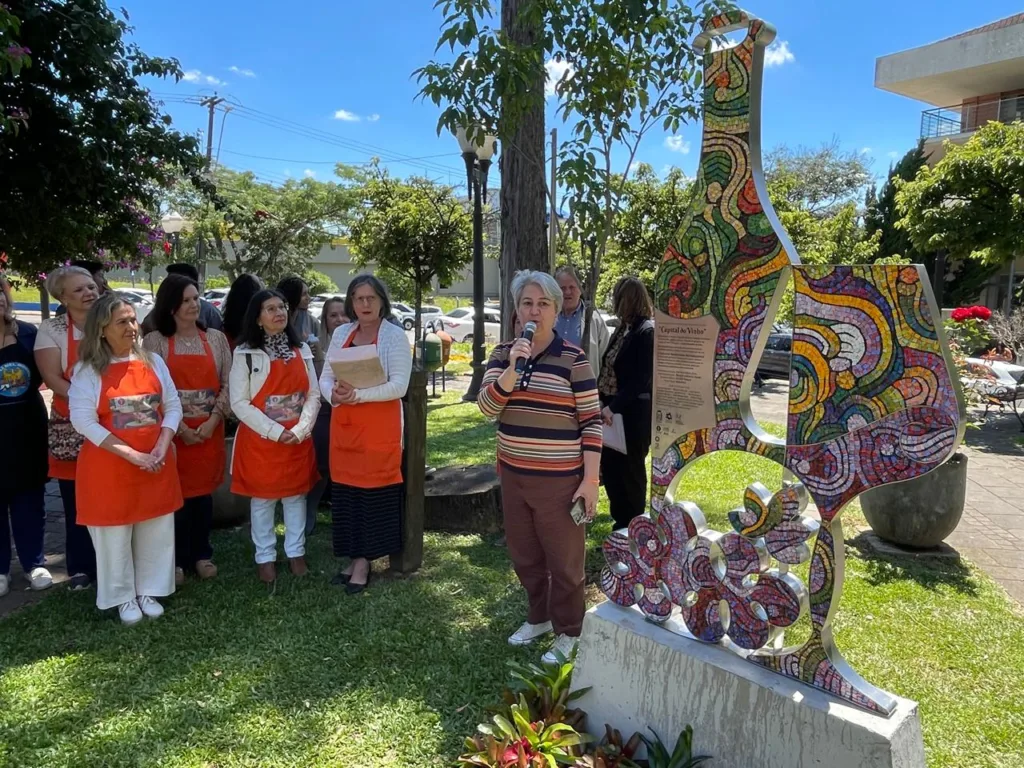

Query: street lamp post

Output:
[456, 127, 497, 402]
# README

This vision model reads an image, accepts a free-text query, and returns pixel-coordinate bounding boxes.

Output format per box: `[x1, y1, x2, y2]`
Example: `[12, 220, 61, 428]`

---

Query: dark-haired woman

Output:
[319, 275, 411, 593]
[599, 277, 655, 530]
[144, 274, 232, 584]
[277, 276, 320, 357]
[230, 289, 320, 583]
[69, 293, 183, 624]
[221, 273, 264, 351]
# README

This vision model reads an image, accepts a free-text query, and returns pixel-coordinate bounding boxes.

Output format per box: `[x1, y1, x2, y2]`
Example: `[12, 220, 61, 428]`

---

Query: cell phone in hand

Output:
[569, 497, 588, 526]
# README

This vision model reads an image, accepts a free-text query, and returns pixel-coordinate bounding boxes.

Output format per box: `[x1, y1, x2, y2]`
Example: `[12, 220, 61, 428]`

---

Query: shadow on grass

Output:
[847, 535, 981, 597]
[0, 527, 532, 767]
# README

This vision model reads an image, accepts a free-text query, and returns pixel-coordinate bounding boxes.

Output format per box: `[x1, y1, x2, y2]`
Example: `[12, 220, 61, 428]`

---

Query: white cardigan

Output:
[229, 343, 320, 443]
[318, 319, 412, 405]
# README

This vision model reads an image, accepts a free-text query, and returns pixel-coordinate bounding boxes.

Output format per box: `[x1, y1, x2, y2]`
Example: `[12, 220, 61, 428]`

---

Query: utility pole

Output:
[197, 95, 225, 290]
[549, 128, 558, 272]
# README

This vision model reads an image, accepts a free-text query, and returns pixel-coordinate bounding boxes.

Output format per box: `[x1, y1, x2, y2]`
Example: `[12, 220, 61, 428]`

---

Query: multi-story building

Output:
[875, 13, 1024, 309]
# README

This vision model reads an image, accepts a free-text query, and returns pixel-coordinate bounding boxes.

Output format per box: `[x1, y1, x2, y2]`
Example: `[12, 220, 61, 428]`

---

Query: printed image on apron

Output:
[179, 388, 216, 419]
[109, 394, 161, 429]
[0, 362, 30, 398]
[265, 392, 305, 424]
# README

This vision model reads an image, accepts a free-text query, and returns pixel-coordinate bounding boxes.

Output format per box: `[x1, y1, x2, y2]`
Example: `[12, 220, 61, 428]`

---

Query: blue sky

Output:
[121, 0, 1022, 198]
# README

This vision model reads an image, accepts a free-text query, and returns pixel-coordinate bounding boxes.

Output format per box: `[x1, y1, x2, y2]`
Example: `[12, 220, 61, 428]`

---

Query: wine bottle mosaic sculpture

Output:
[599, 9, 966, 716]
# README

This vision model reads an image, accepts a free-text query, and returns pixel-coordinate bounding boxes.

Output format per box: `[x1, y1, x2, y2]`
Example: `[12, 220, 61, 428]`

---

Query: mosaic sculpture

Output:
[599, 10, 966, 716]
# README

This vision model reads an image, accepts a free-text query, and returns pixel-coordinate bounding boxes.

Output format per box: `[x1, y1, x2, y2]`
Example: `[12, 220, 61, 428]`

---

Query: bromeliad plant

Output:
[459, 694, 590, 767]
[638, 726, 710, 768]
[493, 658, 589, 729]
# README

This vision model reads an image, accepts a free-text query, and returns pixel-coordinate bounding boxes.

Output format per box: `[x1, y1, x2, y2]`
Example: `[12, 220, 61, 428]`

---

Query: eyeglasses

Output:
[262, 303, 289, 315]
[354, 295, 380, 305]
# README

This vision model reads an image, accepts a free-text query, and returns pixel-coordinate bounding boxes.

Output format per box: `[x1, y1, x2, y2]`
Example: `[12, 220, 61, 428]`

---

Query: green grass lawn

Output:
[1, 391, 1022, 767]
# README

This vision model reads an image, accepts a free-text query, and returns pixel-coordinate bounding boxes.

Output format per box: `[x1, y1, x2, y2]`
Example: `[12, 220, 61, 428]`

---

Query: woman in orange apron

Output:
[319, 276, 412, 594]
[33, 266, 100, 590]
[229, 289, 320, 584]
[144, 275, 231, 585]
[68, 293, 184, 625]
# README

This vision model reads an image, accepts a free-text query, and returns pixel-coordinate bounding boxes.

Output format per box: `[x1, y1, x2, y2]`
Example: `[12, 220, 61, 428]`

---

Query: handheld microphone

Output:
[514, 321, 537, 374]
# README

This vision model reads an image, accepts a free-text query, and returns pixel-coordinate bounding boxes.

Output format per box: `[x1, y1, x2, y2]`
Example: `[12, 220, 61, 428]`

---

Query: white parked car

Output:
[204, 288, 229, 310]
[118, 288, 154, 303]
[392, 302, 443, 330]
[596, 310, 619, 331]
[308, 294, 343, 320]
[435, 307, 501, 343]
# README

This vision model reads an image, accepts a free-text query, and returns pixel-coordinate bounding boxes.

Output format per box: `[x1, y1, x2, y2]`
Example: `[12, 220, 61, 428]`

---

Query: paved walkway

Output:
[3, 381, 1021, 619]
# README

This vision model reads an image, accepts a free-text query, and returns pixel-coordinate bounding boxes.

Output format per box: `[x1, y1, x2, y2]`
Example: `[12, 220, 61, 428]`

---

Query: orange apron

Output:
[231, 353, 318, 498]
[49, 322, 79, 480]
[76, 360, 184, 526]
[329, 328, 403, 489]
[166, 333, 226, 498]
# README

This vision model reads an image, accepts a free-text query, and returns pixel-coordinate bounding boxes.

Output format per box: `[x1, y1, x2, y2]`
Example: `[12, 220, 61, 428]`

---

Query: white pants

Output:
[88, 514, 176, 610]
[250, 495, 306, 564]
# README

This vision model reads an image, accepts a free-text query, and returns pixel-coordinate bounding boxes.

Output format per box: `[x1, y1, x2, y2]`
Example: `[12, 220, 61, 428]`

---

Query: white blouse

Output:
[69, 354, 183, 447]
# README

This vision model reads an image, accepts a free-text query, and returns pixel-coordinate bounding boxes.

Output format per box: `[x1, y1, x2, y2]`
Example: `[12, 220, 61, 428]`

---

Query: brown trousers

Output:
[501, 468, 586, 637]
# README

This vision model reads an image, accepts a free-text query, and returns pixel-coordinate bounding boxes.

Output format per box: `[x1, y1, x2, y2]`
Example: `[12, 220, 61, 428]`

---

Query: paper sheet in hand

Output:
[602, 413, 627, 454]
[329, 344, 386, 389]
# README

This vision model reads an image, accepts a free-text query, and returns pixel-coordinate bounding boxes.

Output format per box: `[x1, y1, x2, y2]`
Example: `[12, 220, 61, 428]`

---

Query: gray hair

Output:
[510, 270, 563, 314]
[554, 265, 583, 290]
[45, 266, 94, 302]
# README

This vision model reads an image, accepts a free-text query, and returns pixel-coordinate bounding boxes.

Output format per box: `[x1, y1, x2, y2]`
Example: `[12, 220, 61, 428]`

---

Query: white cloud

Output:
[303, 169, 316, 178]
[860, 147, 872, 155]
[182, 69, 225, 86]
[764, 40, 795, 68]
[368, 114, 381, 122]
[665, 135, 691, 154]
[229, 65, 256, 78]
[544, 59, 574, 98]
[333, 109, 361, 122]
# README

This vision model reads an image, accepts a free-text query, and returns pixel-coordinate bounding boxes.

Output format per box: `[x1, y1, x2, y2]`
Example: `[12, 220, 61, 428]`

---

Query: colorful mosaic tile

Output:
[599, 10, 966, 716]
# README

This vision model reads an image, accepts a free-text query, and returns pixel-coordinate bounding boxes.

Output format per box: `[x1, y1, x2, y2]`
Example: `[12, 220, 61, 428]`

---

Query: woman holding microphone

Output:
[478, 270, 603, 663]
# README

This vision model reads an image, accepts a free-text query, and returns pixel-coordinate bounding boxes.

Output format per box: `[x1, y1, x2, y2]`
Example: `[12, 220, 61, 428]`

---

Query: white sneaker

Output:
[508, 620, 553, 647]
[541, 634, 579, 664]
[118, 599, 143, 625]
[138, 596, 164, 619]
[0, 574, 9, 597]
[28, 567, 53, 591]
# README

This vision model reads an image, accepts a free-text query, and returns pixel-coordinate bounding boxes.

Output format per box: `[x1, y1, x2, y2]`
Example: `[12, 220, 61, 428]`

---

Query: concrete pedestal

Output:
[572, 602, 925, 768]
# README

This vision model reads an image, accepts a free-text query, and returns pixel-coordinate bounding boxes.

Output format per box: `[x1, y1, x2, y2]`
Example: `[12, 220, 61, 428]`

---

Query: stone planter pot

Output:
[860, 452, 968, 548]
[211, 435, 250, 529]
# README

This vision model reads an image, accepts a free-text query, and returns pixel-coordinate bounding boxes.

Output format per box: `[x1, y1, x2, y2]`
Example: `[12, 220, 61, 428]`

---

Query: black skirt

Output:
[331, 482, 403, 560]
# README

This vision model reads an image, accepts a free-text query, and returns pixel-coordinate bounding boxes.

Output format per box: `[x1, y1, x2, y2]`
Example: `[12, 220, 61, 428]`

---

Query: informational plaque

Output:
[651, 312, 720, 453]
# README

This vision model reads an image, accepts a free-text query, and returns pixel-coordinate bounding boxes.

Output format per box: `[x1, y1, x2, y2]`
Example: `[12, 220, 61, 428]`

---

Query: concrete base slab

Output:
[850, 531, 961, 560]
[572, 601, 925, 768]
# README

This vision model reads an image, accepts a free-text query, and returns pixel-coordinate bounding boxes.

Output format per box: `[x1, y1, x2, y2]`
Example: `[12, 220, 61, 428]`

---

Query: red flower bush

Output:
[951, 305, 992, 323]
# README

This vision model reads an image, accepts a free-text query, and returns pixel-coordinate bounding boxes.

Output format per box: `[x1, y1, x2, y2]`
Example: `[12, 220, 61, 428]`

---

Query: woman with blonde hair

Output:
[34, 266, 100, 590]
[69, 292, 184, 624]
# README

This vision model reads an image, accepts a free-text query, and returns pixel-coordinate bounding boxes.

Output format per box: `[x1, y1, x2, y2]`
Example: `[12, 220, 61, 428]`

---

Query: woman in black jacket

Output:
[598, 277, 655, 530]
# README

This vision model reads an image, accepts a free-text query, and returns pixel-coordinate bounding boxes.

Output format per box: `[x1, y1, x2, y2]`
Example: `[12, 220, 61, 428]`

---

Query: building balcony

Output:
[921, 96, 1024, 139]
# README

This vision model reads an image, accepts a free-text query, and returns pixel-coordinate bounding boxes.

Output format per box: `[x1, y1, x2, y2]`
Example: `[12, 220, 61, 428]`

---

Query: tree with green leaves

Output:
[0, 1, 207, 282]
[896, 121, 1024, 307]
[864, 141, 926, 262]
[417, 0, 721, 342]
[348, 173, 472, 345]
[165, 165, 367, 284]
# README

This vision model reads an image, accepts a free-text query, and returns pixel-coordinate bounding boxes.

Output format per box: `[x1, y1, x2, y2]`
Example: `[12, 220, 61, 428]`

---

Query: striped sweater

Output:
[478, 333, 603, 476]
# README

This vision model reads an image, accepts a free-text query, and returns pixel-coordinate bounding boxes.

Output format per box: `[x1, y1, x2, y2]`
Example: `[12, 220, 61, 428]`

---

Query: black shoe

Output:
[70, 573, 92, 591]
[331, 571, 351, 586]
[345, 573, 370, 595]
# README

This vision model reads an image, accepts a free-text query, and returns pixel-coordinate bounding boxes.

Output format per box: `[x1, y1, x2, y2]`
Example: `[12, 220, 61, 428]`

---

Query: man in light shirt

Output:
[554, 265, 609, 376]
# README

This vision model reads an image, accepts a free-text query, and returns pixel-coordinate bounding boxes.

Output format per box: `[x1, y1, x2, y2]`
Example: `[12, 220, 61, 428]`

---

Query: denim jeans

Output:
[58, 479, 96, 578]
[0, 487, 46, 575]
[250, 495, 306, 564]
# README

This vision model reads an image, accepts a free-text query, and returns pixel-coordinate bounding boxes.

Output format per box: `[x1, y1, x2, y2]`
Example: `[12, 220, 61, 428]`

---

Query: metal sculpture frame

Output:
[599, 10, 966, 716]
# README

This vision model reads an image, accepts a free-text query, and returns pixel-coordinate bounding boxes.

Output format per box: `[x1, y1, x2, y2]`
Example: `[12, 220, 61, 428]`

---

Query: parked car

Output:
[116, 290, 153, 325]
[308, 294, 343, 320]
[434, 307, 501, 343]
[117, 288, 154, 303]
[756, 329, 792, 380]
[392, 302, 443, 330]
[204, 288, 230, 310]
[596, 310, 620, 331]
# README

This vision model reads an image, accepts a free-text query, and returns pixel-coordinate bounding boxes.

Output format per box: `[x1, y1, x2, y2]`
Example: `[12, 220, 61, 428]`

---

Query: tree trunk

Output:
[499, 0, 548, 340]
[39, 286, 50, 320]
